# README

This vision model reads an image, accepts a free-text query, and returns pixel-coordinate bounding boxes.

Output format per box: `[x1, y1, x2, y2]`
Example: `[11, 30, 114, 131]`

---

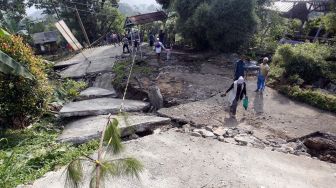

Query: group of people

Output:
[106, 32, 121, 46]
[121, 31, 141, 54]
[222, 56, 270, 118]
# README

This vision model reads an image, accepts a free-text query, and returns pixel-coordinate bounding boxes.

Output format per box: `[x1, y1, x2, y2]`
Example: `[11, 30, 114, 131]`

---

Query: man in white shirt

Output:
[154, 38, 166, 64]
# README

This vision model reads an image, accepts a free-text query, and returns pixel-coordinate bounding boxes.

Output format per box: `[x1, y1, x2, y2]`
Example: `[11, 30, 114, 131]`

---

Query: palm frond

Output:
[65, 160, 84, 188]
[103, 118, 124, 154]
[119, 157, 143, 179]
[89, 166, 105, 188]
[103, 158, 143, 179]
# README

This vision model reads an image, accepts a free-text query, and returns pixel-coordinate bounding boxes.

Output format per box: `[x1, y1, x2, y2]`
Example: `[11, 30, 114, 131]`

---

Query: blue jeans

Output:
[257, 75, 265, 91]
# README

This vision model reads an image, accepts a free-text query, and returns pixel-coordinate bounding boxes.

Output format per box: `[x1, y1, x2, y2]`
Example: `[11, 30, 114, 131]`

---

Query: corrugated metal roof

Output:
[125, 11, 167, 27]
[32, 31, 58, 44]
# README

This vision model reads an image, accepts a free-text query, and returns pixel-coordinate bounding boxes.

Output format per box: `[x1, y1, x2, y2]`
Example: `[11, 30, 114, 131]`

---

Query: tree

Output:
[175, 0, 258, 52]
[0, 0, 26, 22]
[156, 0, 174, 9]
[28, 0, 125, 43]
[323, 13, 336, 34]
[65, 116, 143, 188]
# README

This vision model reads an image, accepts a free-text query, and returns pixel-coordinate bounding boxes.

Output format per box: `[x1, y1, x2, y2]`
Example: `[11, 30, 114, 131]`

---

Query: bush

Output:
[0, 35, 52, 129]
[272, 43, 332, 84]
[52, 79, 87, 103]
[280, 85, 336, 112]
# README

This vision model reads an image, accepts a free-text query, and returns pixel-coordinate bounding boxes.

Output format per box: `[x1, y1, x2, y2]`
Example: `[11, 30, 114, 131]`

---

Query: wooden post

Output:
[75, 6, 91, 46]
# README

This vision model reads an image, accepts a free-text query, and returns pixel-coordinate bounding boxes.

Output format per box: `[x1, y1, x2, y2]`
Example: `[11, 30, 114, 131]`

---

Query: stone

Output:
[218, 136, 225, 142]
[78, 87, 117, 100]
[234, 135, 252, 146]
[182, 124, 191, 129]
[58, 115, 171, 144]
[153, 128, 161, 134]
[183, 128, 190, 133]
[191, 132, 202, 137]
[275, 146, 294, 154]
[49, 102, 63, 112]
[195, 129, 215, 138]
[205, 126, 213, 132]
[129, 134, 139, 139]
[225, 128, 239, 137]
[295, 151, 311, 157]
[266, 138, 287, 145]
[59, 98, 150, 117]
[93, 73, 116, 90]
[213, 128, 227, 136]
[223, 137, 238, 144]
[148, 85, 163, 111]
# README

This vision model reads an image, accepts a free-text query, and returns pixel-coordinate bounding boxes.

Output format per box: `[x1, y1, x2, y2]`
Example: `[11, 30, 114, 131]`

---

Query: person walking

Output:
[234, 55, 246, 80]
[149, 32, 155, 47]
[222, 76, 247, 118]
[154, 37, 166, 64]
[255, 57, 270, 93]
[122, 35, 130, 53]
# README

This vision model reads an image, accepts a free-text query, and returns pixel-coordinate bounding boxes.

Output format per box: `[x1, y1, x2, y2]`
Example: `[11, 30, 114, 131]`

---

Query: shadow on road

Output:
[253, 92, 264, 114]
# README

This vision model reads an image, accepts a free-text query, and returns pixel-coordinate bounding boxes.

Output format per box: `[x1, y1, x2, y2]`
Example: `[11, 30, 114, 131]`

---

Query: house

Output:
[32, 31, 58, 54]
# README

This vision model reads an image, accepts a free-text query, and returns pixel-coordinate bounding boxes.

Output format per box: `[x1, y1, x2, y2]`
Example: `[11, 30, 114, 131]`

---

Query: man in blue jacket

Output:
[234, 55, 246, 80]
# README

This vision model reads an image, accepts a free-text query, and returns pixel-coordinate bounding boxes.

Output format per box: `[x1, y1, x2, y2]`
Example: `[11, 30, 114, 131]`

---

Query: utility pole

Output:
[75, 6, 91, 46]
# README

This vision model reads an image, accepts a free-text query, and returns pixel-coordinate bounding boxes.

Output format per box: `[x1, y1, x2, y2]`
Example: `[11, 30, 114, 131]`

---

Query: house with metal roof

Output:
[31, 31, 59, 54]
[124, 11, 168, 28]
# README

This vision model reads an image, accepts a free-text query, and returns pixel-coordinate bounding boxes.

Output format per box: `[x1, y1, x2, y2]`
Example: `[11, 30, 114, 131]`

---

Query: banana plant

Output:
[0, 28, 34, 80]
[65, 115, 143, 188]
[0, 49, 34, 80]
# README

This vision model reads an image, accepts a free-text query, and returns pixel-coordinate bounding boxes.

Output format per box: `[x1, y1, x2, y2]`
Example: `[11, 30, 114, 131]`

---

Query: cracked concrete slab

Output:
[78, 87, 117, 100]
[57, 115, 171, 144]
[58, 45, 122, 78]
[59, 98, 150, 117]
[27, 131, 336, 188]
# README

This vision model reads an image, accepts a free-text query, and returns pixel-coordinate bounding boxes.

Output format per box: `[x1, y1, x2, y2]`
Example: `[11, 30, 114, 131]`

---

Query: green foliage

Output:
[0, 49, 34, 79]
[272, 43, 332, 84]
[323, 13, 336, 33]
[280, 85, 336, 112]
[156, 0, 174, 9]
[0, 119, 99, 188]
[65, 160, 84, 188]
[270, 43, 336, 112]
[0, 35, 52, 128]
[175, 0, 258, 51]
[62, 79, 87, 99]
[28, 0, 125, 43]
[65, 116, 143, 188]
[103, 118, 123, 154]
[250, 9, 288, 53]
[112, 60, 153, 85]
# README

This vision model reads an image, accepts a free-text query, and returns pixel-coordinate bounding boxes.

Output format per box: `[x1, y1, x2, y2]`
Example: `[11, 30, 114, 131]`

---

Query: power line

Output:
[50, 1, 88, 60]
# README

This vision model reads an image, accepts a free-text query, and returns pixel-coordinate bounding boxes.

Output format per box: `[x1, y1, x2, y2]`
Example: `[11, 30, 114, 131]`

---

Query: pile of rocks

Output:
[175, 124, 315, 159]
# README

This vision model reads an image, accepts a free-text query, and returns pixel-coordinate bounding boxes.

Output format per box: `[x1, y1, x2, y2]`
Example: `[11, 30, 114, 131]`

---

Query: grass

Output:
[279, 85, 336, 113]
[112, 60, 153, 85]
[0, 117, 99, 188]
